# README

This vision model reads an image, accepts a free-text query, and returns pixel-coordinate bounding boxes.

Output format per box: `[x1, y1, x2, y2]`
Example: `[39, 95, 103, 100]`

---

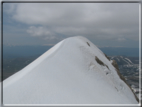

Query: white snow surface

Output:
[125, 58, 133, 64]
[122, 58, 131, 65]
[3, 36, 138, 104]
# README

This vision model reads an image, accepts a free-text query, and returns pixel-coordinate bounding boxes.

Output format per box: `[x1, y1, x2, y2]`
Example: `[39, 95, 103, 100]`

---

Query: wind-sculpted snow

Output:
[3, 36, 138, 104]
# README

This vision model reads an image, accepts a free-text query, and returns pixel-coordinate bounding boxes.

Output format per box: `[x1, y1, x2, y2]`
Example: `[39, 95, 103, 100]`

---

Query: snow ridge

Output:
[3, 36, 138, 104]
[4, 40, 64, 88]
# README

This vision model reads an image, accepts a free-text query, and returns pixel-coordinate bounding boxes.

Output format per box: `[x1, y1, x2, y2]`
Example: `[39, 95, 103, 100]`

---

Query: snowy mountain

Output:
[109, 56, 139, 77]
[109, 56, 140, 86]
[110, 56, 139, 65]
[3, 36, 138, 104]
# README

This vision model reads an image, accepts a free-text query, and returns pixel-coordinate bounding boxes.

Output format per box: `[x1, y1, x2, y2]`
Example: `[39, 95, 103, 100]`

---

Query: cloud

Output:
[4, 3, 139, 47]
[27, 26, 55, 39]
[10, 3, 115, 26]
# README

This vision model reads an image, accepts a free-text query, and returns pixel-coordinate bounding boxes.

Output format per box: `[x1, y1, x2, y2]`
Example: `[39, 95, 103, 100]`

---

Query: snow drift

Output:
[3, 36, 138, 104]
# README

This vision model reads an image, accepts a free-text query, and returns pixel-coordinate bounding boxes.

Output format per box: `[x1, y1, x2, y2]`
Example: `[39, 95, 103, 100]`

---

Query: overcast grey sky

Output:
[3, 2, 139, 47]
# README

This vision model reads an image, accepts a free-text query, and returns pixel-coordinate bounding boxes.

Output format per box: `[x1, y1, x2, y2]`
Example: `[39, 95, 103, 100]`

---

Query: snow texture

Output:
[125, 58, 133, 64]
[122, 58, 131, 65]
[3, 36, 138, 104]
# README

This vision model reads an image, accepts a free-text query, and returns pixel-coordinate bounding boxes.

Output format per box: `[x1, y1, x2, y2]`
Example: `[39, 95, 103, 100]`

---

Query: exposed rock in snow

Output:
[3, 36, 138, 104]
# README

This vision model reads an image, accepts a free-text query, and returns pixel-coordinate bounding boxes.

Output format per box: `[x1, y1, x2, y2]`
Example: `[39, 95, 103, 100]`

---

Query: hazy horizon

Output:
[3, 45, 139, 57]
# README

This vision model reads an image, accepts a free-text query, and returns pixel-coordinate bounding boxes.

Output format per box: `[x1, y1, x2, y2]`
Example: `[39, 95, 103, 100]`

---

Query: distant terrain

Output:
[3, 55, 39, 80]
[109, 56, 141, 99]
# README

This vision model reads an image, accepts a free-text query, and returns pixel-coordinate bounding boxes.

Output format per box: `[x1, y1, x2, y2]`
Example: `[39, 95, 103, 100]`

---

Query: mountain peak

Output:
[3, 36, 138, 104]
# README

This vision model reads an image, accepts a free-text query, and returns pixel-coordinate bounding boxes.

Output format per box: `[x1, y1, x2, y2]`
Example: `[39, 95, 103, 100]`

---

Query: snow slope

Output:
[3, 36, 138, 104]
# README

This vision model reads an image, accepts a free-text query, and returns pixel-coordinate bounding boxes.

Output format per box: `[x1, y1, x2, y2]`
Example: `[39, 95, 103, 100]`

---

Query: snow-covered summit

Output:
[3, 36, 138, 104]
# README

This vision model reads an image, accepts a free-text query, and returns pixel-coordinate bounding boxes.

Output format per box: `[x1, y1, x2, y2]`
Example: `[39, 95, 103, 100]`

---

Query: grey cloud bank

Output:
[3, 3, 139, 47]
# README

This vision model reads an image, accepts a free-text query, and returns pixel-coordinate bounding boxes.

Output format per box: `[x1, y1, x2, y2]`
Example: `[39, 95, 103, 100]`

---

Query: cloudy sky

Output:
[3, 2, 139, 47]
